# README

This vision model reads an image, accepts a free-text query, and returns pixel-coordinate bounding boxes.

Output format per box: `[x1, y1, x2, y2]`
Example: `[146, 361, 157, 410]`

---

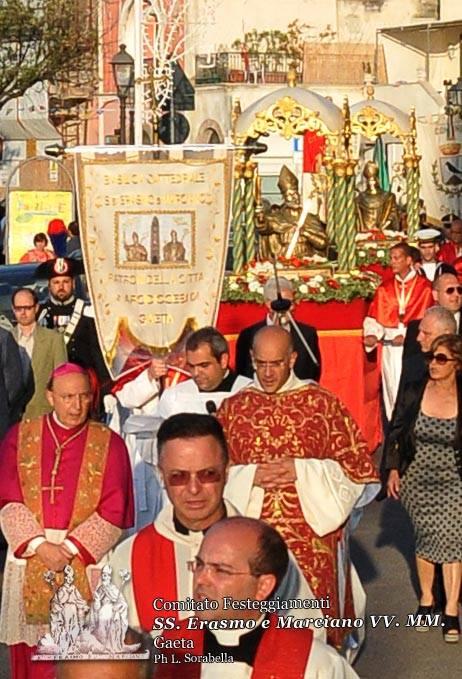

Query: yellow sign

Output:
[75, 150, 232, 378]
[8, 191, 73, 263]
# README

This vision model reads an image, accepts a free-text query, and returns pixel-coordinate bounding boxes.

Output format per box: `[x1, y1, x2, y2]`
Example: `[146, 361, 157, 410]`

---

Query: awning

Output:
[20, 118, 60, 141]
[379, 20, 462, 55]
[0, 117, 60, 141]
[0, 119, 30, 140]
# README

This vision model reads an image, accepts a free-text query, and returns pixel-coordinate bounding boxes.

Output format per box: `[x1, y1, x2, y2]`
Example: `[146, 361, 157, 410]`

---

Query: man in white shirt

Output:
[415, 227, 441, 281]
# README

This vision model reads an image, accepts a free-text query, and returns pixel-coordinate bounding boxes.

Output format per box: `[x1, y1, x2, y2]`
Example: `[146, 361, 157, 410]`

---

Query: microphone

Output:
[205, 400, 217, 415]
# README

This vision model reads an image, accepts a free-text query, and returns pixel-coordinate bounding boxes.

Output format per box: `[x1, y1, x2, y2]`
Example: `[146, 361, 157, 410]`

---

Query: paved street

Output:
[354, 496, 461, 678]
[0, 494, 460, 678]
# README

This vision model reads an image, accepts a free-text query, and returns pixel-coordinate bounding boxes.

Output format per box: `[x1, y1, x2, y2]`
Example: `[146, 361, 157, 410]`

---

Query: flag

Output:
[303, 130, 326, 173]
[373, 135, 390, 191]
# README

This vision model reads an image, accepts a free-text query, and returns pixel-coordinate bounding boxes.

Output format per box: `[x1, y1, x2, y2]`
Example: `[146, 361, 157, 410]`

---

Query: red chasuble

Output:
[155, 614, 313, 679]
[218, 385, 378, 649]
[366, 274, 432, 327]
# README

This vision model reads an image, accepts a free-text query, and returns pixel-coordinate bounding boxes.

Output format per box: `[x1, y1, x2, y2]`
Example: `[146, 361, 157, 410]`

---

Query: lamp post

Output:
[111, 44, 135, 144]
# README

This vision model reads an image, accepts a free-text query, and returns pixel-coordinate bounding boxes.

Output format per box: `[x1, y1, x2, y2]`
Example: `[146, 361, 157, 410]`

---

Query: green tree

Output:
[0, 0, 97, 110]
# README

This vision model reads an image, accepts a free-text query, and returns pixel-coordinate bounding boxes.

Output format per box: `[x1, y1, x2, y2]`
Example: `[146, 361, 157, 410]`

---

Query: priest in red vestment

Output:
[217, 326, 379, 654]
[363, 242, 433, 419]
[438, 218, 462, 264]
[0, 362, 134, 679]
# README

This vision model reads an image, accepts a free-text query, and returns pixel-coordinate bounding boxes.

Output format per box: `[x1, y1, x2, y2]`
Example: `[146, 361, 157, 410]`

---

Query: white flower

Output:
[319, 286, 326, 292]
[229, 281, 239, 290]
[312, 274, 324, 283]
[248, 280, 262, 292]
[358, 250, 366, 258]
[298, 283, 308, 294]
[377, 249, 385, 257]
[308, 279, 320, 288]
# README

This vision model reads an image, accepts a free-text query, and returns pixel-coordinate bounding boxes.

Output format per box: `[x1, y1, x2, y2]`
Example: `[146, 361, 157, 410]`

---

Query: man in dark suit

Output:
[0, 327, 23, 439]
[235, 277, 321, 381]
[403, 268, 462, 361]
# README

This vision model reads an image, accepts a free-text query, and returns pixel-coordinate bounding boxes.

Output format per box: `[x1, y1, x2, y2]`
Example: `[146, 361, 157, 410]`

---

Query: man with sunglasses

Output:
[109, 413, 321, 644]
[218, 325, 379, 655]
[156, 517, 357, 678]
[11, 287, 66, 419]
[403, 269, 462, 361]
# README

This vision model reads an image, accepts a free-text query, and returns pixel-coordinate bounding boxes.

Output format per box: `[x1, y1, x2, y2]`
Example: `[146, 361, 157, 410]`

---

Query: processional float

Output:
[230, 73, 423, 274]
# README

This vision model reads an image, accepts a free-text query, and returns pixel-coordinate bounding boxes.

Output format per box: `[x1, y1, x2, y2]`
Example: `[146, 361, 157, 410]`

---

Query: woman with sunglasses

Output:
[385, 333, 462, 642]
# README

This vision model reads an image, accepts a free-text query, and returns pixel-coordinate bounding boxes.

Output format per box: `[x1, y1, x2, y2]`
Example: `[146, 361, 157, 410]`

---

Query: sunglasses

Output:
[163, 468, 223, 487]
[424, 352, 457, 365]
[444, 286, 462, 295]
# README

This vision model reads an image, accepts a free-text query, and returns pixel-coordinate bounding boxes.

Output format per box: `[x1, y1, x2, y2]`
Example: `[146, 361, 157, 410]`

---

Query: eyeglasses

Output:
[253, 358, 287, 370]
[162, 468, 223, 487]
[424, 352, 457, 365]
[54, 391, 93, 405]
[13, 305, 36, 311]
[444, 286, 462, 295]
[187, 557, 257, 578]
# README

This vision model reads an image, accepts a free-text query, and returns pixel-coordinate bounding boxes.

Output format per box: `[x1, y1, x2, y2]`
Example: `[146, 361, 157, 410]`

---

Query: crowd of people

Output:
[0, 215, 461, 677]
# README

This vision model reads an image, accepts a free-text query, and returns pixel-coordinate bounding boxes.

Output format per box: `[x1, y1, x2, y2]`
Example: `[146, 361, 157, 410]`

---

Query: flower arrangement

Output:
[222, 260, 380, 303]
[355, 229, 407, 266]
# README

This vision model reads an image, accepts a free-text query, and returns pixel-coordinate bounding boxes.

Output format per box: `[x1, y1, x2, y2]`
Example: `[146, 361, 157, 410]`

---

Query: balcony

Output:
[195, 51, 302, 86]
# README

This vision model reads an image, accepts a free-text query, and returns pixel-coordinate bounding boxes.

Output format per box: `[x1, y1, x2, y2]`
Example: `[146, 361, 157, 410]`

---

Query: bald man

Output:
[217, 326, 379, 655]
[158, 517, 358, 678]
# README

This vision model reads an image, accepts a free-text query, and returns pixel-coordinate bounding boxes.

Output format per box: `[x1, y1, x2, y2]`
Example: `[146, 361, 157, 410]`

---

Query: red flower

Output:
[327, 279, 340, 289]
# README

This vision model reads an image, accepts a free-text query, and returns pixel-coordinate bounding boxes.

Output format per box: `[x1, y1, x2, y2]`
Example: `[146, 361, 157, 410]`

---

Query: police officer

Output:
[36, 257, 110, 408]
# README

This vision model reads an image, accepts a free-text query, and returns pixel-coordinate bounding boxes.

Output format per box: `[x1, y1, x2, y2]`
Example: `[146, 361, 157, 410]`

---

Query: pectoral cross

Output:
[42, 468, 64, 504]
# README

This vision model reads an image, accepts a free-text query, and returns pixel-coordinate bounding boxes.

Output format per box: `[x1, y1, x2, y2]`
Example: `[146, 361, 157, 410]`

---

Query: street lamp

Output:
[111, 44, 134, 144]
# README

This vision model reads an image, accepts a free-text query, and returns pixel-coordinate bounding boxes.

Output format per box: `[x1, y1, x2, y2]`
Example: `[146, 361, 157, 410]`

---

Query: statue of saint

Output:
[124, 231, 148, 262]
[356, 161, 400, 232]
[256, 165, 327, 260]
[88, 564, 130, 653]
[163, 229, 187, 263]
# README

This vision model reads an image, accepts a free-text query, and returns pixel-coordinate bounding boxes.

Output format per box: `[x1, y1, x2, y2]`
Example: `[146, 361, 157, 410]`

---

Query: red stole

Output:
[131, 524, 178, 632]
[155, 614, 313, 679]
[367, 274, 432, 327]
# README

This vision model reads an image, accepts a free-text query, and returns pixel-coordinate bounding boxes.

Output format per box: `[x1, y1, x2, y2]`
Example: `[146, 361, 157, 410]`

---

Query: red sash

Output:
[155, 614, 313, 679]
[131, 524, 178, 632]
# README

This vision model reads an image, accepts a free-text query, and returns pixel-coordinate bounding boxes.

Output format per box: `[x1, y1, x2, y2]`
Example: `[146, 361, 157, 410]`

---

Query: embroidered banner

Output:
[74, 148, 232, 378]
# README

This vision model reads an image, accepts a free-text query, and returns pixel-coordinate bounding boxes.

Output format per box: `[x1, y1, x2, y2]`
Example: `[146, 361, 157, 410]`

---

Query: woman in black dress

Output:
[385, 333, 462, 642]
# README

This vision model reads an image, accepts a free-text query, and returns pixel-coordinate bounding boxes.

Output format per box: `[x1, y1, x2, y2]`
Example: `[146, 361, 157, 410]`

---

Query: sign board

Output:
[8, 190, 73, 263]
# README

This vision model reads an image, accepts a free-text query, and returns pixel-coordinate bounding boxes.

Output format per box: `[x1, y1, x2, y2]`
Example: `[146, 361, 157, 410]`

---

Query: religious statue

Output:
[37, 566, 89, 656]
[124, 231, 148, 262]
[88, 565, 131, 653]
[255, 165, 328, 260]
[36, 565, 140, 658]
[355, 161, 400, 232]
[163, 229, 187, 263]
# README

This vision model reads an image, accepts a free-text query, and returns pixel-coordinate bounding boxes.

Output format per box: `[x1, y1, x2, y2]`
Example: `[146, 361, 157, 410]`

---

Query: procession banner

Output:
[74, 148, 233, 378]
[7, 190, 73, 263]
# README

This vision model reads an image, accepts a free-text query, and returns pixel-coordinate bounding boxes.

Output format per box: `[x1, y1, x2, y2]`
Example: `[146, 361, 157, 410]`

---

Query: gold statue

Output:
[356, 161, 399, 232]
[256, 165, 328, 260]
[163, 230, 187, 263]
[124, 231, 148, 262]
